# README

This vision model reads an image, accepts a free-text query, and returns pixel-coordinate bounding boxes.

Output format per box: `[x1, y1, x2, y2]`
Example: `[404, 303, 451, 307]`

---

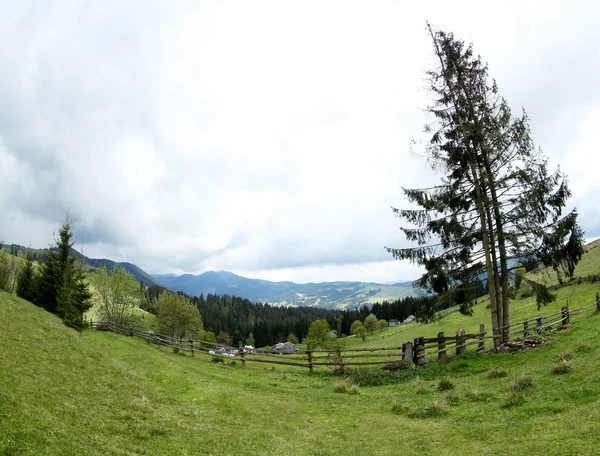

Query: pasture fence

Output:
[90, 293, 600, 372]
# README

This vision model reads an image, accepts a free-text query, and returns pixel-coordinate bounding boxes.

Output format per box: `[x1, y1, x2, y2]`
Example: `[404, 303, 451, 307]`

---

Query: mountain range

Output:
[1, 243, 420, 310]
[152, 270, 419, 310]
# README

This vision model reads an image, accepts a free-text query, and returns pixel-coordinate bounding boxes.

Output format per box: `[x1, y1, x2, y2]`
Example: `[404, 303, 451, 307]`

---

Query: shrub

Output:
[413, 376, 428, 394]
[333, 378, 348, 393]
[511, 376, 534, 392]
[552, 360, 572, 374]
[438, 378, 454, 391]
[348, 384, 360, 395]
[391, 403, 409, 415]
[419, 401, 446, 418]
[465, 390, 495, 402]
[487, 368, 508, 378]
[211, 356, 224, 364]
[443, 391, 460, 406]
[559, 350, 573, 361]
[501, 391, 525, 408]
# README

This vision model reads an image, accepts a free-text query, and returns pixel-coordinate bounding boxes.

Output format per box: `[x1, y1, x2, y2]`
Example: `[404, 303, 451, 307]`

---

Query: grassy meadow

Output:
[2, 240, 600, 455]
[2, 288, 600, 455]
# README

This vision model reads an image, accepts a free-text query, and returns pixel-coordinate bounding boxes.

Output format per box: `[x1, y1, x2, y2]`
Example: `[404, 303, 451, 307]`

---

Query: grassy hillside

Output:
[343, 239, 600, 349]
[2, 289, 600, 455]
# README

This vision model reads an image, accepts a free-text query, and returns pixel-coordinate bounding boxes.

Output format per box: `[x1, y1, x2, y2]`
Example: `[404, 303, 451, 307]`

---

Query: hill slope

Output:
[153, 270, 419, 309]
[2, 289, 600, 454]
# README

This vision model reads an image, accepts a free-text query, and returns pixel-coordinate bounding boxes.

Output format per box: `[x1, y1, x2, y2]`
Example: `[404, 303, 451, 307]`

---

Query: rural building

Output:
[389, 319, 399, 327]
[404, 315, 416, 323]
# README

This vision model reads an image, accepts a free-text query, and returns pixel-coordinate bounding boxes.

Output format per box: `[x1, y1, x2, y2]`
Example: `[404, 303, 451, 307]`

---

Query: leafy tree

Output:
[156, 291, 203, 339]
[216, 331, 232, 346]
[306, 319, 331, 348]
[0, 254, 10, 292]
[387, 24, 584, 346]
[364, 313, 378, 333]
[200, 330, 217, 343]
[355, 325, 366, 342]
[246, 332, 255, 347]
[92, 265, 142, 326]
[514, 265, 527, 290]
[350, 320, 363, 335]
[377, 319, 388, 331]
[287, 333, 299, 344]
[16, 251, 37, 302]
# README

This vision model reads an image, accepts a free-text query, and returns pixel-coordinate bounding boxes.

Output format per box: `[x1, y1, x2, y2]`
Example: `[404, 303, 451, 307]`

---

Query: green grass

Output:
[2, 290, 600, 455]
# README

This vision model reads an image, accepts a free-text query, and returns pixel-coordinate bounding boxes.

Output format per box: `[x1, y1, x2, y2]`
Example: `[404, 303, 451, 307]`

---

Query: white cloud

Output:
[0, 0, 599, 283]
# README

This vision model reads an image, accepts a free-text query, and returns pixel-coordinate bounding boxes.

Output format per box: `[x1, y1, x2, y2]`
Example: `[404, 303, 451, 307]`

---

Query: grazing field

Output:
[2, 287, 600, 455]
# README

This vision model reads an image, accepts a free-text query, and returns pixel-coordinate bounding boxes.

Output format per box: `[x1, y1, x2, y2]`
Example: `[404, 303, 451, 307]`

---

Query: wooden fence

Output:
[91, 293, 600, 372]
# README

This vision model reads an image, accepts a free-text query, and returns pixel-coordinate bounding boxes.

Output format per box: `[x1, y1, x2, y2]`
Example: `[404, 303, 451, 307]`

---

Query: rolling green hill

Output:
[2, 247, 600, 455]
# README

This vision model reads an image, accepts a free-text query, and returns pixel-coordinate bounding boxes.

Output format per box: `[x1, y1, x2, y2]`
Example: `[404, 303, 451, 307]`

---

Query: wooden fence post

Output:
[437, 332, 446, 359]
[596, 292, 600, 312]
[478, 324, 485, 352]
[238, 342, 245, 368]
[414, 337, 426, 366]
[536, 316, 542, 334]
[90, 319, 93, 330]
[190, 339, 195, 357]
[524, 320, 529, 338]
[129, 326, 134, 337]
[456, 331, 466, 356]
[561, 306, 570, 326]
[402, 342, 413, 364]
[307, 342, 313, 373]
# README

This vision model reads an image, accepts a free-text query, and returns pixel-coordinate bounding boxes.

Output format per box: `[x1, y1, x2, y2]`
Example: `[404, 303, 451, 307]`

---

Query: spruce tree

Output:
[36, 216, 93, 329]
[387, 24, 584, 346]
[16, 251, 37, 302]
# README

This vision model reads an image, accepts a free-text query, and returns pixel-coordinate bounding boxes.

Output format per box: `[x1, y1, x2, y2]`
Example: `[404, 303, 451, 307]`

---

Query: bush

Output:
[558, 350, 573, 361]
[487, 368, 508, 378]
[438, 378, 454, 391]
[409, 401, 446, 418]
[211, 356, 225, 364]
[413, 376, 428, 394]
[443, 391, 460, 406]
[552, 360, 572, 374]
[390, 402, 409, 415]
[501, 391, 525, 408]
[511, 376, 534, 392]
[333, 378, 348, 393]
[348, 384, 360, 395]
[465, 390, 495, 402]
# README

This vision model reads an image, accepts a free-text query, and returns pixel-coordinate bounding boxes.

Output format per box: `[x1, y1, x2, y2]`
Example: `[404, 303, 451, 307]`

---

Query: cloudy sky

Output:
[1, 0, 599, 283]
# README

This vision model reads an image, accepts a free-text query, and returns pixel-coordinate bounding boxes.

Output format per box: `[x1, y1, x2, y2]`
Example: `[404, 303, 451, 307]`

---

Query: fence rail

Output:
[90, 293, 600, 372]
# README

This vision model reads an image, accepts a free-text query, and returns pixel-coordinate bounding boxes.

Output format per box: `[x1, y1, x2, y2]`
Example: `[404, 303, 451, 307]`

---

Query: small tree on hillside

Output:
[217, 331, 232, 346]
[246, 332, 255, 347]
[306, 319, 331, 349]
[35, 216, 92, 329]
[355, 325, 366, 342]
[156, 291, 203, 340]
[350, 320, 363, 335]
[16, 251, 37, 302]
[92, 265, 142, 326]
[287, 333, 299, 344]
[364, 313, 378, 333]
[378, 319, 388, 331]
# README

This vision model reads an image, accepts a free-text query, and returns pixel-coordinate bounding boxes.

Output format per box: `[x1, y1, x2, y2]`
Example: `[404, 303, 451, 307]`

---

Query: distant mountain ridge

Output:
[0, 243, 160, 287]
[152, 270, 420, 310]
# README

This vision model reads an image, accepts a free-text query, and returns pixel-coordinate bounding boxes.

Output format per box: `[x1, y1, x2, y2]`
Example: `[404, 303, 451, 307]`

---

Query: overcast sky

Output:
[1, 0, 599, 283]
